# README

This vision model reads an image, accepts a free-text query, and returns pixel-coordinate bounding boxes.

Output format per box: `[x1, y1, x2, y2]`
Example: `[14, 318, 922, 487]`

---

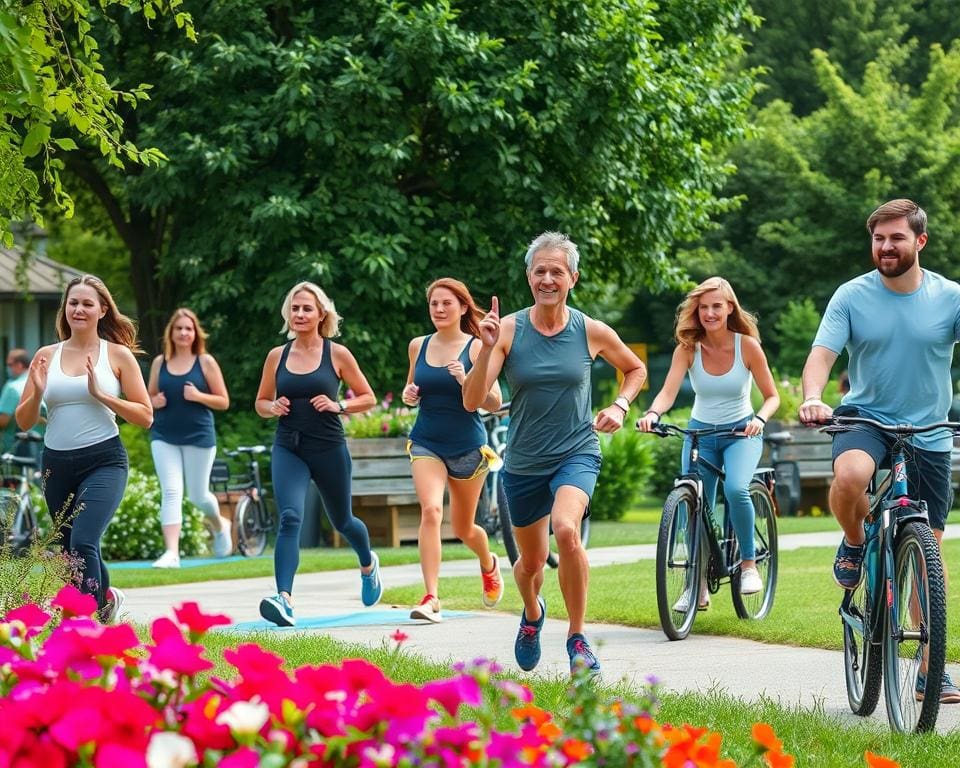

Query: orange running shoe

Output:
[481, 554, 504, 608]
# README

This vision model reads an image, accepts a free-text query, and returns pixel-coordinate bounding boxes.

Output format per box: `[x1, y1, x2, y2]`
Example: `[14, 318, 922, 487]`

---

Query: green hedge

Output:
[591, 426, 654, 521]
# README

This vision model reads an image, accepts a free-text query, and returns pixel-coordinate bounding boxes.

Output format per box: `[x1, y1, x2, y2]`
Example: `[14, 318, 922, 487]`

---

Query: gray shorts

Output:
[407, 441, 491, 481]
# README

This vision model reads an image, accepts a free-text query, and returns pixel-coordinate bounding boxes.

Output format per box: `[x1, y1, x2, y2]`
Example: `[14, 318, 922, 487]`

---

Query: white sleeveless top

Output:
[688, 333, 754, 424]
[44, 339, 121, 450]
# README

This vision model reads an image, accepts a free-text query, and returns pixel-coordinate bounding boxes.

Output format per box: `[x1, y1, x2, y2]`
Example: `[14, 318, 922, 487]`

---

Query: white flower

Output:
[146, 732, 198, 768]
[363, 744, 396, 767]
[216, 697, 270, 735]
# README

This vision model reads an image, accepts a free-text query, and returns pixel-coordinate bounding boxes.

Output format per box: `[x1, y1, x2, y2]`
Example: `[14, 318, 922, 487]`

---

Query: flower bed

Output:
[0, 587, 899, 767]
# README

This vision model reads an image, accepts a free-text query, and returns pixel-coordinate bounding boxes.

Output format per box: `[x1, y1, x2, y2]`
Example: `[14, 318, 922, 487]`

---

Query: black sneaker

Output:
[832, 538, 865, 590]
[514, 596, 546, 671]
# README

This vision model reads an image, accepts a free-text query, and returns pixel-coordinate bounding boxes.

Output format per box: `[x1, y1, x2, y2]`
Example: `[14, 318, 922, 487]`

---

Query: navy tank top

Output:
[275, 339, 344, 446]
[408, 335, 486, 457]
[150, 357, 216, 448]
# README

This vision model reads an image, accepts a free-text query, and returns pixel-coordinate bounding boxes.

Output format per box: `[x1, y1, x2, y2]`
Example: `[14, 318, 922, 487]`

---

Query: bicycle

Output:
[646, 422, 779, 640]
[210, 444, 276, 557]
[765, 429, 801, 517]
[475, 402, 591, 568]
[0, 431, 43, 555]
[823, 415, 951, 734]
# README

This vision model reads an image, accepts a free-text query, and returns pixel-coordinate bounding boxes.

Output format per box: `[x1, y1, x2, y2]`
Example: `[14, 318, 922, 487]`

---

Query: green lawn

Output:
[382, 539, 960, 663]
[197, 629, 959, 768]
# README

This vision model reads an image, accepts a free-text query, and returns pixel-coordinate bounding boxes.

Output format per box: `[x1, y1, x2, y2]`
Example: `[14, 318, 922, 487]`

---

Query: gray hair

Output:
[524, 231, 580, 274]
[280, 281, 342, 339]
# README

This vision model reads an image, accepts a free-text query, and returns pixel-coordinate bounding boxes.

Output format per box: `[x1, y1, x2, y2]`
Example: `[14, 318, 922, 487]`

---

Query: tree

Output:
[0, 0, 193, 243]
[64, 0, 759, 398]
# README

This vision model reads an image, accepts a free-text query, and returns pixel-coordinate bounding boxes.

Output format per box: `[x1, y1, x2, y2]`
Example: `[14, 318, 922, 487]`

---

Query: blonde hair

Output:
[162, 308, 208, 359]
[280, 281, 341, 339]
[56, 274, 142, 353]
[674, 276, 759, 350]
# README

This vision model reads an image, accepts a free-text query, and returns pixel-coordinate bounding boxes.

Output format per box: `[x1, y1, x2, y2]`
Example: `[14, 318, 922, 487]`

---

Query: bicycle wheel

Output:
[656, 486, 701, 640]
[11, 497, 36, 555]
[235, 495, 268, 557]
[731, 481, 779, 620]
[842, 570, 882, 716]
[883, 521, 946, 734]
[545, 513, 590, 569]
[496, 481, 520, 565]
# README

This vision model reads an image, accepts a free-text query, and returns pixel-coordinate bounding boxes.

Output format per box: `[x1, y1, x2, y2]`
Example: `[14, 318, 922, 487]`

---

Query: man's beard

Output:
[875, 249, 917, 277]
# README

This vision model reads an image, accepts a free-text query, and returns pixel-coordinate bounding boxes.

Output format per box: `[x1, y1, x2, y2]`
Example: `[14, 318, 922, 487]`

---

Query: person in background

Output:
[16, 275, 153, 623]
[148, 308, 232, 568]
[401, 277, 504, 623]
[0, 349, 31, 453]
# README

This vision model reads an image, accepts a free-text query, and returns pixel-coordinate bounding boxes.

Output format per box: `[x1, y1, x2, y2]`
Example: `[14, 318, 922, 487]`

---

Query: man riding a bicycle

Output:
[799, 198, 960, 704]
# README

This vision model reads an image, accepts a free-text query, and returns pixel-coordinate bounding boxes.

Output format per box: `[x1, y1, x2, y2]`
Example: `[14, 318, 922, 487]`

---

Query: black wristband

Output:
[754, 414, 767, 425]
[645, 409, 661, 422]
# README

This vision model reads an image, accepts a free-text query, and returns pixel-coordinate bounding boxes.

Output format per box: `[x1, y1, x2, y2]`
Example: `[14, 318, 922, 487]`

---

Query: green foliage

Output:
[0, 0, 193, 242]
[644, 407, 693, 499]
[216, 410, 276, 454]
[591, 428, 654, 522]
[118, 422, 152, 475]
[772, 298, 821, 377]
[343, 406, 417, 439]
[100, 468, 208, 561]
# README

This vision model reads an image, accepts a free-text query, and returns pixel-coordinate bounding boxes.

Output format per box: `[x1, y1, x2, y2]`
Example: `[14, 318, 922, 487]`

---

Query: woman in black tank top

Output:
[253, 282, 380, 627]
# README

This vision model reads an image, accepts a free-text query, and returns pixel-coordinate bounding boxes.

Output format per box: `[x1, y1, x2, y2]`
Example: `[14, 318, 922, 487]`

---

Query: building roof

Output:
[0, 249, 83, 299]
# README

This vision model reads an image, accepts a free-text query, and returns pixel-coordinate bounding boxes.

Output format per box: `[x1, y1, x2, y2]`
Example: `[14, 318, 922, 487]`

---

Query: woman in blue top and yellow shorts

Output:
[401, 278, 504, 622]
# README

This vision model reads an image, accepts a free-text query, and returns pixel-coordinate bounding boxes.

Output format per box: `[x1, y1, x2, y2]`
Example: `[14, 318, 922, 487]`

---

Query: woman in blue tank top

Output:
[148, 308, 231, 568]
[253, 281, 381, 627]
[638, 277, 780, 608]
[400, 278, 504, 623]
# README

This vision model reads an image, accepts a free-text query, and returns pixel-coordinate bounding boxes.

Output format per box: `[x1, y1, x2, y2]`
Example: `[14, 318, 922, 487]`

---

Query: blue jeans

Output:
[683, 417, 762, 560]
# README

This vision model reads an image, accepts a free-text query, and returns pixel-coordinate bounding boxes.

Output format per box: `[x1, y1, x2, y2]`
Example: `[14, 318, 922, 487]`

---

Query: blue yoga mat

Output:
[227, 608, 474, 632]
[110, 554, 264, 569]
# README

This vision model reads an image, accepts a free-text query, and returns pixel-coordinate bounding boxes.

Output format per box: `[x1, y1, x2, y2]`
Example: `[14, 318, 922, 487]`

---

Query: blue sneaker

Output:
[361, 551, 383, 607]
[833, 538, 864, 590]
[916, 672, 960, 703]
[514, 596, 546, 671]
[259, 593, 295, 627]
[566, 633, 601, 677]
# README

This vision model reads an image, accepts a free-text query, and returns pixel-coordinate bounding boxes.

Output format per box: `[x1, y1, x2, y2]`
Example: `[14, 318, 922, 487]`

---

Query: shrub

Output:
[343, 402, 418, 438]
[118, 421, 153, 475]
[591, 427, 653, 521]
[99, 468, 209, 561]
[645, 407, 692, 499]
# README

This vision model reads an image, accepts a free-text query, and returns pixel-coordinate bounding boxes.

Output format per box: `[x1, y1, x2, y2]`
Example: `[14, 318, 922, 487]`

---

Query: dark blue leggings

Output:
[271, 439, 372, 594]
[42, 436, 128, 609]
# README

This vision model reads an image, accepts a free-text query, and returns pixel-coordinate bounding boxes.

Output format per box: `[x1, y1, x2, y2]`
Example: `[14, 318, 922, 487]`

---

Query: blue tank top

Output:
[408, 335, 486, 456]
[150, 357, 216, 448]
[688, 333, 753, 424]
[504, 308, 600, 474]
[275, 339, 344, 446]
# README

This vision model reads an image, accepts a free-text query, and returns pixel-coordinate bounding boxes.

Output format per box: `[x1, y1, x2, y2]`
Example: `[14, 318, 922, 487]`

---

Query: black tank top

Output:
[275, 339, 344, 445]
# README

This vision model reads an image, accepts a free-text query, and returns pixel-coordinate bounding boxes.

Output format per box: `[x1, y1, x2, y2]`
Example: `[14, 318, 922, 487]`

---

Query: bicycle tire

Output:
[496, 480, 520, 565]
[545, 514, 590, 569]
[730, 481, 779, 620]
[656, 486, 701, 640]
[475, 484, 500, 537]
[883, 521, 946, 734]
[235, 495, 268, 558]
[842, 569, 883, 716]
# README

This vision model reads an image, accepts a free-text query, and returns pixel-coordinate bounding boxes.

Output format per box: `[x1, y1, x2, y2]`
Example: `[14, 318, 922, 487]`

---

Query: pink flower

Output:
[147, 618, 212, 676]
[423, 674, 482, 716]
[5, 603, 51, 636]
[173, 602, 232, 636]
[390, 628, 409, 645]
[219, 747, 261, 768]
[51, 585, 97, 618]
[95, 742, 148, 768]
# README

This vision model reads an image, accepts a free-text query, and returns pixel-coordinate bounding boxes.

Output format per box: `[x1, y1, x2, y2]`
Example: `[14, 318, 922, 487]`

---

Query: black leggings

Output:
[271, 436, 372, 594]
[42, 436, 128, 609]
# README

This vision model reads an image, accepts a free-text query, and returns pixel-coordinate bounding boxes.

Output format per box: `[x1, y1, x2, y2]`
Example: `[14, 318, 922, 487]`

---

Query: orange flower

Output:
[561, 738, 593, 761]
[752, 723, 783, 753]
[512, 705, 551, 727]
[537, 721, 563, 741]
[764, 750, 795, 768]
[634, 715, 657, 734]
[865, 752, 901, 768]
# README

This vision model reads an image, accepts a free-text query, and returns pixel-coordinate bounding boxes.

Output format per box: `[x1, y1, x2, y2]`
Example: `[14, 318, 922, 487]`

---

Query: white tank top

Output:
[44, 339, 121, 450]
[688, 333, 754, 424]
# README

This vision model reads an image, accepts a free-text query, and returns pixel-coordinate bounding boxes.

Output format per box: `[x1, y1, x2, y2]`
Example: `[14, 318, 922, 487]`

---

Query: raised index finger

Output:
[490, 296, 499, 317]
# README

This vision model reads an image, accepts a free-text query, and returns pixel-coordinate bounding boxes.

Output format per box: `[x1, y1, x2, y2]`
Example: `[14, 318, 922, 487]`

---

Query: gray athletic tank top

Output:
[689, 333, 753, 423]
[503, 307, 600, 474]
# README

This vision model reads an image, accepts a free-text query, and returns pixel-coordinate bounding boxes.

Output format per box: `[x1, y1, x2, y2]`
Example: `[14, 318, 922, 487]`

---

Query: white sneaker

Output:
[740, 567, 763, 595]
[410, 595, 443, 623]
[101, 587, 125, 624]
[152, 550, 180, 569]
[672, 586, 710, 613]
[213, 518, 232, 558]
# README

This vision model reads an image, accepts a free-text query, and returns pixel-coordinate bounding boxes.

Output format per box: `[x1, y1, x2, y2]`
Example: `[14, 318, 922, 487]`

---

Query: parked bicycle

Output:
[475, 402, 590, 568]
[822, 415, 951, 734]
[765, 429, 801, 517]
[646, 422, 779, 640]
[0, 431, 43, 555]
[209, 444, 276, 557]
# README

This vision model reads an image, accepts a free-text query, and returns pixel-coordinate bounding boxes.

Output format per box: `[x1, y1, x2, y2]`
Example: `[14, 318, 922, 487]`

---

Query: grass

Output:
[196, 629, 960, 767]
[382, 539, 960, 663]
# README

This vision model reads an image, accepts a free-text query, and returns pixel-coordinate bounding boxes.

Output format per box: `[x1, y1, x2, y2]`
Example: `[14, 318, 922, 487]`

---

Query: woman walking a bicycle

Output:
[15, 275, 153, 623]
[463, 232, 645, 676]
[254, 281, 382, 627]
[401, 278, 505, 623]
[148, 308, 232, 568]
[637, 276, 779, 609]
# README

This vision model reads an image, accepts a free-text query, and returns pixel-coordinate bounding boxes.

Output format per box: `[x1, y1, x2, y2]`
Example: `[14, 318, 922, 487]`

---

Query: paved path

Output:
[121, 530, 960, 733]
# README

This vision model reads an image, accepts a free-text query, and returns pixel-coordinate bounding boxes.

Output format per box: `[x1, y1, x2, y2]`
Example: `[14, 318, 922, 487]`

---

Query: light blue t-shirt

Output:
[0, 372, 27, 453]
[813, 270, 960, 451]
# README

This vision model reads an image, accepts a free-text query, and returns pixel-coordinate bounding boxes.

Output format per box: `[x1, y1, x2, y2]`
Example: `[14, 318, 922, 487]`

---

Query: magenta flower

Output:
[422, 674, 482, 716]
[174, 602, 231, 636]
[5, 603, 51, 636]
[219, 746, 261, 768]
[147, 618, 212, 676]
[51, 585, 97, 618]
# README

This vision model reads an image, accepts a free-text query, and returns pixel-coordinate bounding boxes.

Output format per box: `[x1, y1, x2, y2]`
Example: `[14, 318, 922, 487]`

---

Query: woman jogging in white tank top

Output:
[15, 275, 152, 623]
[637, 277, 779, 609]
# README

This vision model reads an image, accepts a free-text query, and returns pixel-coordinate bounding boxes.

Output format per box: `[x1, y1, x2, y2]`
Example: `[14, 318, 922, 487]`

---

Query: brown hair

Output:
[674, 276, 760, 350]
[866, 199, 927, 236]
[162, 308, 208, 359]
[55, 275, 142, 353]
[425, 278, 486, 338]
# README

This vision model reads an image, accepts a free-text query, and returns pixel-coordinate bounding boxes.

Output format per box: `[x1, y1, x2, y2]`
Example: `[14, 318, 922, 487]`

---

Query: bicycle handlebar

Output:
[479, 401, 511, 420]
[226, 445, 270, 457]
[642, 422, 747, 439]
[817, 415, 960, 436]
